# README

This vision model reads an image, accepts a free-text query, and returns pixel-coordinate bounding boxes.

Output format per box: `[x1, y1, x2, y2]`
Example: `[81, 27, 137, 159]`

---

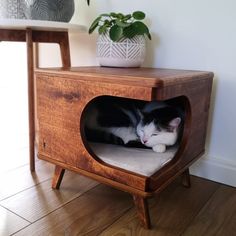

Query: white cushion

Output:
[89, 142, 178, 177]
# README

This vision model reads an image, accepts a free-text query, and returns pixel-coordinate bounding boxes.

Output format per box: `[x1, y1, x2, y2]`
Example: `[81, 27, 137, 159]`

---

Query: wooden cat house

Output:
[35, 67, 213, 228]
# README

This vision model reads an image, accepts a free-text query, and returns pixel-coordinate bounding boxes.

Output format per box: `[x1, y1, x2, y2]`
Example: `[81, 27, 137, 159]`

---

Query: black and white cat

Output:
[136, 101, 182, 152]
[84, 97, 183, 153]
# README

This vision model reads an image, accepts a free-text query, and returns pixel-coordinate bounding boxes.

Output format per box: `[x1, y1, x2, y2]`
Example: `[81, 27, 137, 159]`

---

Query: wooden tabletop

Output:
[35, 67, 214, 88]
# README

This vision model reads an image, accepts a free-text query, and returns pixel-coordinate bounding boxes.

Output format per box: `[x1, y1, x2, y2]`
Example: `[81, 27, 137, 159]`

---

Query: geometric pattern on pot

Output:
[24, 0, 75, 22]
[97, 33, 146, 67]
[0, 0, 26, 19]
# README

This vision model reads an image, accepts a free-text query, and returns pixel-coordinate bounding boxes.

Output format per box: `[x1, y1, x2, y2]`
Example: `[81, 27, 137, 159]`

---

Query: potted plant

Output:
[89, 11, 151, 67]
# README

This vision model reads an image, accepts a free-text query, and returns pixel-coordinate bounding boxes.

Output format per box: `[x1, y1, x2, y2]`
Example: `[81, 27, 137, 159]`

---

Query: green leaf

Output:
[117, 13, 125, 19]
[98, 25, 107, 35]
[115, 19, 131, 28]
[123, 22, 152, 40]
[123, 25, 137, 39]
[100, 13, 110, 17]
[146, 31, 152, 40]
[109, 25, 123, 42]
[124, 14, 132, 21]
[104, 19, 111, 26]
[132, 11, 146, 20]
[132, 21, 149, 35]
[88, 16, 101, 34]
[88, 22, 98, 34]
[110, 12, 118, 18]
[110, 19, 116, 24]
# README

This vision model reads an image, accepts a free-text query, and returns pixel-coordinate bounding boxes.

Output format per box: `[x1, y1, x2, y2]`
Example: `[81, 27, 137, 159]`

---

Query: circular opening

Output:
[80, 95, 188, 177]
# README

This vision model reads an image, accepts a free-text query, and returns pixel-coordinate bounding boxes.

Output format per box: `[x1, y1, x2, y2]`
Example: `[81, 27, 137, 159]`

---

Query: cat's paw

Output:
[152, 144, 166, 153]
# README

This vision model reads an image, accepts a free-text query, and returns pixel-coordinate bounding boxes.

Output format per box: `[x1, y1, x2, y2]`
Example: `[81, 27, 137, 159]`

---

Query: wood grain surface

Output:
[35, 67, 213, 228]
[14, 185, 133, 236]
[0, 172, 98, 222]
[99, 177, 219, 236]
[1, 158, 235, 236]
[0, 160, 53, 201]
[35, 66, 213, 88]
[0, 206, 29, 236]
[182, 185, 236, 236]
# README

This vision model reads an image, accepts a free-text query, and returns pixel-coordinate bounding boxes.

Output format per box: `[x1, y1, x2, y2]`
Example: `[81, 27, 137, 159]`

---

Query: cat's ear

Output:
[168, 117, 181, 130]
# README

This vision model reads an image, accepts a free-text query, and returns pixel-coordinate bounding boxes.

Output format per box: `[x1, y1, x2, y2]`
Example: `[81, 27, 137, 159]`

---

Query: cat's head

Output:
[136, 110, 182, 148]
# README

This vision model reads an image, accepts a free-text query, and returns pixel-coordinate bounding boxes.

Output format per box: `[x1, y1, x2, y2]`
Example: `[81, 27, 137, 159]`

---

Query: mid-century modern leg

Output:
[26, 28, 35, 172]
[52, 165, 65, 189]
[58, 32, 71, 68]
[133, 195, 151, 229]
[181, 168, 191, 188]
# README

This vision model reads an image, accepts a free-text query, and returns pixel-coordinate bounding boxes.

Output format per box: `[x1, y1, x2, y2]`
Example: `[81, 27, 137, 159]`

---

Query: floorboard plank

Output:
[14, 185, 133, 236]
[99, 176, 220, 236]
[216, 207, 236, 236]
[0, 160, 54, 201]
[0, 171, 98, 222]
[0, 147, 29, 174]
[0, 205, 29, 236]
[182, 185, 236, 236]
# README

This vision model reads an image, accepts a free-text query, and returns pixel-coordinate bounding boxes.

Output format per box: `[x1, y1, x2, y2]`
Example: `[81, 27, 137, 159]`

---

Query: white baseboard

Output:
[190, 155, 236, 187]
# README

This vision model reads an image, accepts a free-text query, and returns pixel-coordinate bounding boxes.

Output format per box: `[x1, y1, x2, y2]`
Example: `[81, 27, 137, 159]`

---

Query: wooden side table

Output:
[0, 19, 86, 171]
[35, 67, 213, 228]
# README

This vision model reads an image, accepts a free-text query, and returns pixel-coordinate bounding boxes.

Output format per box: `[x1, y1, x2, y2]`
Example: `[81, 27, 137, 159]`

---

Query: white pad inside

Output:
[89, 142, 178, 177]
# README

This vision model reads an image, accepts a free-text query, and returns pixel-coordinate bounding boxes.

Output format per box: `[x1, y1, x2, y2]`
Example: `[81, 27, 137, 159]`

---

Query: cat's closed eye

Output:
[152, 133, 159, 136]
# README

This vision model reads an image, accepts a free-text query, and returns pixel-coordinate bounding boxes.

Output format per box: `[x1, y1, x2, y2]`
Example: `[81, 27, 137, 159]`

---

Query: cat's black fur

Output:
[84, 97, 184, 150]
[142, 106, 183, 132]
[84, 96, 144, 146]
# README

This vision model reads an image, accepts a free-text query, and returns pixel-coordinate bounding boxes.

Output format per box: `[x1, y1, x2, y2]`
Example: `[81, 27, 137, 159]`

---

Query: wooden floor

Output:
[0, 154, 235, 236]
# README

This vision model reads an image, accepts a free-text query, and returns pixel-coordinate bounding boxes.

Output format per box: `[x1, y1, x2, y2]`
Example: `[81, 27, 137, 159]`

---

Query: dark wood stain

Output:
[35, 66, 213, 228]
[52, 91, 80, 102]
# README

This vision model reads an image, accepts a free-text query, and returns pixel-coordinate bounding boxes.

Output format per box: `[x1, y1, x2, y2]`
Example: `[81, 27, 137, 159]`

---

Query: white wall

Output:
[39, 0, 236, 186]
[0, 42, 29, 171]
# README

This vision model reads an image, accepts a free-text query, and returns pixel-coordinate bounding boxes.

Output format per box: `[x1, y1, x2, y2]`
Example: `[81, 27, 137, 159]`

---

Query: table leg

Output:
[59, 32, 71, 68]
[26, 28, 35, 171]
[52, 166, 65, 189]
[181, 168, 191, 188]
[133, 194, 151, 229]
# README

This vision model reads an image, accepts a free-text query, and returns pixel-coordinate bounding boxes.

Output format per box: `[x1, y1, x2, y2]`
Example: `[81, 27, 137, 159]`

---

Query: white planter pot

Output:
[97, 33, 146, 68]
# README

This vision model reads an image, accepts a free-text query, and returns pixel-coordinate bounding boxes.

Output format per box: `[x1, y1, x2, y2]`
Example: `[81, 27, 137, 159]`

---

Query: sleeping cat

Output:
[136, 102, 182, 152]
[84, 98, 183, 153]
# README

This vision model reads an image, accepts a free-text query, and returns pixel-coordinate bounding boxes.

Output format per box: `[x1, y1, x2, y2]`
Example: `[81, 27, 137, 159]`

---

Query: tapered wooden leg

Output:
[181, 168, 191, 188]
[133, 195, 151, 229]
[26, 28, 35, 172]
[52, 165, 65, 189]
[58, 32, 71, 68]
